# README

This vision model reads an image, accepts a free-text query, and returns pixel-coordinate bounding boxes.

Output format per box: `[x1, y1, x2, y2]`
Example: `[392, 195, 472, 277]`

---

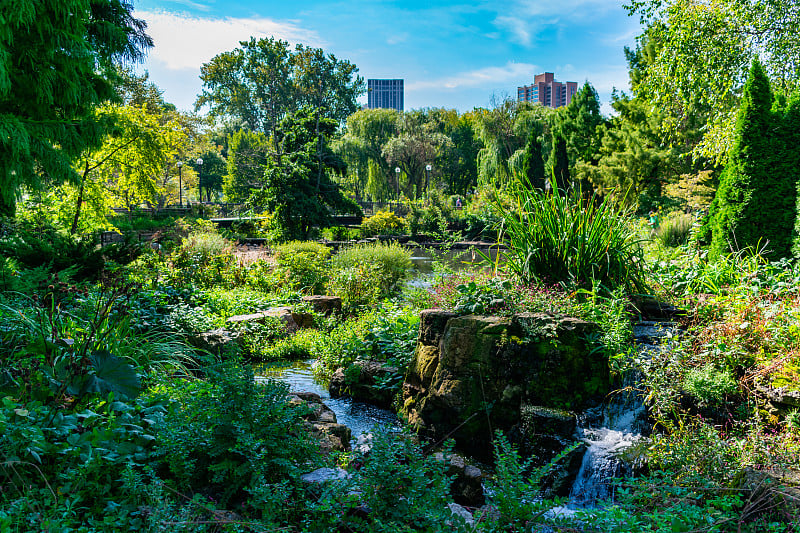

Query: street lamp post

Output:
[394, 166, 401, 201]
[196, 158, 203, 204]
[176, 161, 183, 207]
[425, 164, 432, 201]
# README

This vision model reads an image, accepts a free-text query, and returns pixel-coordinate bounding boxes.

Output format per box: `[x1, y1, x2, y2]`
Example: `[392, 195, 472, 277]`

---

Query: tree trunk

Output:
[70, 161, 90, 234]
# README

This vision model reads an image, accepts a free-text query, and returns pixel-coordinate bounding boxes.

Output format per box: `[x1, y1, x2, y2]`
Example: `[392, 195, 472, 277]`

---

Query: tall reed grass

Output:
[490, 183, 647, 294]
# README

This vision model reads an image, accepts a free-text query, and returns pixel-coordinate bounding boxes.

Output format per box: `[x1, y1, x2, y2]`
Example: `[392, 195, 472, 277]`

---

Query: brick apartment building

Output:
[517, 72, 578, 108]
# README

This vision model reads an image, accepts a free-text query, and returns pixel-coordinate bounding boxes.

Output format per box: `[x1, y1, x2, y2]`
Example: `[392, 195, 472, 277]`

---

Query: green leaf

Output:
[80, 351, 141, 400]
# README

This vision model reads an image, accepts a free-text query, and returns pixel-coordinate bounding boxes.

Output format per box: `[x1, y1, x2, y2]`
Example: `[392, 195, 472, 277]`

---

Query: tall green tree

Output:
[550, 131, 571, 193]
[474, 99, 555, 186]
[521, 129, 545, 191]
[196, 37, 294, 136]
[710, 60, 795, 260]
[224, 130, 271, 203]
[254, 108, 358, 239]
[0, 0, 152, 216]
[334, 107, 399, 201]
[625, 0, 800, 162]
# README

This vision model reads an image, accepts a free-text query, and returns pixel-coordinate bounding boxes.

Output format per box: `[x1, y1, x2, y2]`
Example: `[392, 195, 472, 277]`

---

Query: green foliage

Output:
[408, 204, 449, 238]
[168, 226, 239, 289]
[550, 130, 571, 191]
[154, 362, 317, 509]
[251, 108, 361, 240]
[360, 210, 407, 237]
[0, 0, 152, 214]
[224, 129, 271, 203]
[0, 395, 168, 531]
[330, 242, 412, 303]
[655, 211, 695, 247]
[492, 182, 647, 294]
[274, 241, 331, 294]
[479, 432, 577, 532]
[710, 60, 796, 260]
[521, 129, 546, 190]
[312, 306, 420, 378]
[0, 219, 105, 281]
[197, 37, 363, 135]
[625, 0, 800, 161]
[306, 431, 455, 532]
[684, 364, 739, 407]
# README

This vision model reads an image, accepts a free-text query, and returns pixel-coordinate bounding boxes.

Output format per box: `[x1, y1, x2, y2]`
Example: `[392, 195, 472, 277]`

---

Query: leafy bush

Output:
[0, 219, 105, 281]
[492, 182, 647, 294]
[305, 431, 456, 532]
[274, 241, 331, 294]
[165, 303, 224, 335]
[154, 362, 318, 509]
[360, 210, 407, 237]
[655, 211, 695, 247]
[683, 364, 739, 407]
[0, 395, 168, 531]
[408, 204, 448, 238]
[329, 242, 412, 306]
[169, 226, 239, 289]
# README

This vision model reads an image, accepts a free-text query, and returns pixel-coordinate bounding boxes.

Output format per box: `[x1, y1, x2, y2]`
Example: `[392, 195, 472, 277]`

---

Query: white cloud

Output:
[407, 62, 538, 91]
[513, 0, 614, 18]
[494, 16, 532, 46]
[139, 10, 323, 71]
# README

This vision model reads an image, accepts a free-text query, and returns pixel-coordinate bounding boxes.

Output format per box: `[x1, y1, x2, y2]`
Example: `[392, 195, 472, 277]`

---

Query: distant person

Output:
[648, 210, 660, 232]
[455, 198, 462, 209]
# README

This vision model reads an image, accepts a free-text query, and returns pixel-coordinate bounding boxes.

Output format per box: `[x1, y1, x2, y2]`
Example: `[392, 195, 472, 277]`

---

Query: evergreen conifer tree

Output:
[551, 131, 571, 192]
[710, 60, 795, 259]
[521, 130, 546, 190]
[0, 0, 152, 216]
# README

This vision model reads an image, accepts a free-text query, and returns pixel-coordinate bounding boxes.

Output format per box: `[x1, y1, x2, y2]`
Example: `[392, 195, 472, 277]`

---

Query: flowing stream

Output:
[255, 359, 401, 439]
[566, 320, 678, 507]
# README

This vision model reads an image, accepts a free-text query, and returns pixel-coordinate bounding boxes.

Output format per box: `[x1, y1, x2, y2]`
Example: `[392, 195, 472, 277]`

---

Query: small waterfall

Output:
[567, 320, 678, 507]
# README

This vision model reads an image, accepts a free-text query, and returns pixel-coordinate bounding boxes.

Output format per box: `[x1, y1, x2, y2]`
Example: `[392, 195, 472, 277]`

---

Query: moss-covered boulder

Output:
[401, 310, 605, 458]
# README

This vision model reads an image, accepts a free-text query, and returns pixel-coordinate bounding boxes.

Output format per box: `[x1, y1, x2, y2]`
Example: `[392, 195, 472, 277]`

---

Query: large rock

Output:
[329, 360, 401, 409]
[227, 307, 313, 332]
[189, 328, 240, 355]
[302, 295, 342, 316]
[288, 392, 352, 453]
[433, 452, 485, 507]
[402, 310, 605, 458]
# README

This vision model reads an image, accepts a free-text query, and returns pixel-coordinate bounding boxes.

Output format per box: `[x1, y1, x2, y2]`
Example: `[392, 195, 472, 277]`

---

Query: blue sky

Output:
[132, 0, 644, 115]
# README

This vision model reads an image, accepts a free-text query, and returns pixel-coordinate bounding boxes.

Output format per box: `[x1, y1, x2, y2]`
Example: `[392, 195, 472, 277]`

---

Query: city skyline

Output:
[132, 1, 643, 115]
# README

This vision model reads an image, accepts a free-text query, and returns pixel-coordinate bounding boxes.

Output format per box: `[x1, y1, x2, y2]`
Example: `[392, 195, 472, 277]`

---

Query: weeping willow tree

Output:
[474, 99, 555, 187]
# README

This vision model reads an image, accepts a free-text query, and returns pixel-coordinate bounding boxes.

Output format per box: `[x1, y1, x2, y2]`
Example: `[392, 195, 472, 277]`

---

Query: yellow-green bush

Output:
[360, 210, 407, 237]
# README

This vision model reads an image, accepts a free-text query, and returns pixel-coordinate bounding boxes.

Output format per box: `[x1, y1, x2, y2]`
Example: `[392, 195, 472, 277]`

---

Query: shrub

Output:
[305, 431, 455, 532]
[169, 226, 238, 288]
[330, 242, 412, 303]
[711, 60, 796, 260]
[274, 241, 331, 294]
[360, 210, 407, 237]
[683, 364, 739, 407]
[408, 204, 448, 237]
[154, 362, 318, 509]
[492, 182, 647, 294]
[655, 211, 694, 247]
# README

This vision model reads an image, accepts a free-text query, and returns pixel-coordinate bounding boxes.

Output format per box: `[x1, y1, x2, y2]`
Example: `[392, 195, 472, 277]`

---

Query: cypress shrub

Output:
[551, 130, 571, 192]
[710, 60, 795, 260]
[521, 130, 546, 191]
[784, 94, 800, 257]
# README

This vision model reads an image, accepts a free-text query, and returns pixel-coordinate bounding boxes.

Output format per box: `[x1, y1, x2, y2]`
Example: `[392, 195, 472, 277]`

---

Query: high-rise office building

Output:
[367, 79, 404, 111]
[518, 73, 578, 108]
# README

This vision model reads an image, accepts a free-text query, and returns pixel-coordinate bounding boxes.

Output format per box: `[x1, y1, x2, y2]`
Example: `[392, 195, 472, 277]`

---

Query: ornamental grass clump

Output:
[491, 181, 647, 294]
[330, 242, 412, 302]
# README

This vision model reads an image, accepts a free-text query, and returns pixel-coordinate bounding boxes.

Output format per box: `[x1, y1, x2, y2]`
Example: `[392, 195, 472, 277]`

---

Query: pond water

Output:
[407, 246, 501, 274]
[255, 359, 402, 439]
